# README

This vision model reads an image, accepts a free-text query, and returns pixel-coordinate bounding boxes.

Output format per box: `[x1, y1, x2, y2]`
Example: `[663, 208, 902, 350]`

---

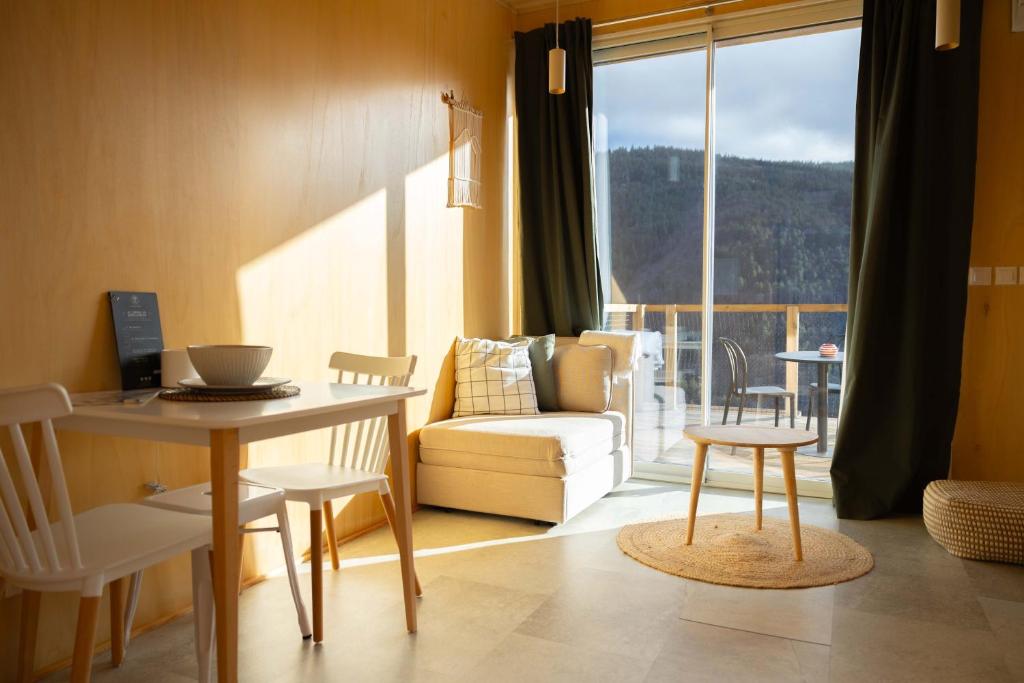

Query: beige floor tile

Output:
[791, 640, 831, 682]
[965, 560, 1024, 603]
[514, 565, 687, 663]
[979, 596, 1024, 681]
[679, 581, 835, 645]
[646, 620, 819, 682]
[462, 632, 651, 683]
[834, 569, 990, 631]
[829, 606, 1013, 682]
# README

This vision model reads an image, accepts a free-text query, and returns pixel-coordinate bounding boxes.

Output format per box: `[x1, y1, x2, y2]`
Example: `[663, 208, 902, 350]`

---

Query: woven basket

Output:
[923, 480, 1024, 565]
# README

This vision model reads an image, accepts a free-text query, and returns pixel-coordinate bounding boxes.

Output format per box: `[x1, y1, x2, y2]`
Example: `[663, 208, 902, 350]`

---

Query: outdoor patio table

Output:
[774, 351, 844, 454]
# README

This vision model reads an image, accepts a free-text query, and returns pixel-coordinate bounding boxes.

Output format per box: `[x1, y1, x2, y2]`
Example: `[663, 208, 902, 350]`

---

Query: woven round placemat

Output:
[617, 513, 873, 589]
[158, 386, 301, 402]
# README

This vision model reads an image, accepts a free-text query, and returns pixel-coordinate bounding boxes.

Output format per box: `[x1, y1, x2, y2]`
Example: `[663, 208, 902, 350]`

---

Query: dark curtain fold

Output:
[831, 0, 984, 519]
[515, 18, 603, 337]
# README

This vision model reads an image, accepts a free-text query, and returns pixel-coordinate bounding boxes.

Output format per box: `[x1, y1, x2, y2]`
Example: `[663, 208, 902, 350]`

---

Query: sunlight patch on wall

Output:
[405, 153, 464, 428]
[236, 188, 390, 377]
[235, 190, 390, 567]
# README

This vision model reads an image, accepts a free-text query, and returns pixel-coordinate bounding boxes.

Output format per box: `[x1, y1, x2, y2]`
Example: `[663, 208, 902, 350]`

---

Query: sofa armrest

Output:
[579, 330, 640, 453]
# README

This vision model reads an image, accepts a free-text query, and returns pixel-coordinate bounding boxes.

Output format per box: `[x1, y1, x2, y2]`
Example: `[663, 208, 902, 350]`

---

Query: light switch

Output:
[969, 267, 992, 286]
[1014, 0, 1024, 32]
[995, 266, 1018, 286]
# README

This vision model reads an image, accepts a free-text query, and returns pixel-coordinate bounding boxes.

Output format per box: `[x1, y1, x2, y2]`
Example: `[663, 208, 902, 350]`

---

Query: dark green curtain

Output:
[515, 18, 603, 337]
[831, 0, 984, 519]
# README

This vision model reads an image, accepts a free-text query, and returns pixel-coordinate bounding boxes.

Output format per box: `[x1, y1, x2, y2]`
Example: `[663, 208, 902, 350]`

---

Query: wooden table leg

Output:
[685, 442, 708, 545]
[780, 448, 803, 561]
[381, 491, 422, 596]
[210, 429, 240, 683]
[387, 401, 418, 632]
[109, 577, 126, 667]
[753, 446, 764, 531]
[17, 590, 40, 683]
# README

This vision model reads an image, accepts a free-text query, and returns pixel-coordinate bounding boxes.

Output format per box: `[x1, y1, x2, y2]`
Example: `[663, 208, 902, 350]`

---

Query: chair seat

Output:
[809, 382, 842, 392]
[6, 504, 211, 594]
[142, 483, 285, 524]
[240, 463, 387, 508]
[745, 386, 793, 397]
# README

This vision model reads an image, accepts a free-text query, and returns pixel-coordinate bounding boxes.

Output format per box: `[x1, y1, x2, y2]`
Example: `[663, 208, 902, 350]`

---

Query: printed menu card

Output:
[109, 291, 164, 389]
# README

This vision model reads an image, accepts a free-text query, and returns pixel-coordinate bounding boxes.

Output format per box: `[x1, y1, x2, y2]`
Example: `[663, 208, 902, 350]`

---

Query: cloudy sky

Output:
[594, 27, 861, 162]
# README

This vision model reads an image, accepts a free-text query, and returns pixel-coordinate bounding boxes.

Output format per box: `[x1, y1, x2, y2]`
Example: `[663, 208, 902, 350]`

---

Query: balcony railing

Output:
[605, 302, 848, 401]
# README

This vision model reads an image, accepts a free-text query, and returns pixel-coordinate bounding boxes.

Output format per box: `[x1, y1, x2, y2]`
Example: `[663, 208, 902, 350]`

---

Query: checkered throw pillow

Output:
[453, 337, 539, 417]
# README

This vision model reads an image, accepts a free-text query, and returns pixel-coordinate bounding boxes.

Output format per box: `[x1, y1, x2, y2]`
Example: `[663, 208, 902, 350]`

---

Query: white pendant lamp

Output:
[935, 0, 961, 51]
[548, 0, 566, 95]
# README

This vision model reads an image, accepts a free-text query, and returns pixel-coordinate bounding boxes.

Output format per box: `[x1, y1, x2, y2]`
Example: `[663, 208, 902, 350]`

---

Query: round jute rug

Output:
[617, 513, 873, 589]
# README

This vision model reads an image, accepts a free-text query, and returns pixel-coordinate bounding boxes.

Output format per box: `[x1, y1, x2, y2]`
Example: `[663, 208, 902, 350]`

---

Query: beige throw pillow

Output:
[453, 337, 539, 417]
[553, 344, 612, 413]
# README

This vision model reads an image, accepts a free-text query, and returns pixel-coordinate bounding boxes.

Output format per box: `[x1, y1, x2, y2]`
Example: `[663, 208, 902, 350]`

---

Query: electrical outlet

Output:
[995, 266, 1018, 285]
[969, 267, 992, 286]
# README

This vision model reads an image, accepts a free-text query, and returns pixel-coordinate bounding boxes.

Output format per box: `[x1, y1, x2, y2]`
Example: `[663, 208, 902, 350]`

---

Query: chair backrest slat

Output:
[0, 384, 76, 581]
[0, 468, 30, 571]
[42, 421, 82, 570]
[9, 424, 61, 571]
[327, 352, 417, 474]
[719, 337, 749, 393]
[0, 440, 43, 572]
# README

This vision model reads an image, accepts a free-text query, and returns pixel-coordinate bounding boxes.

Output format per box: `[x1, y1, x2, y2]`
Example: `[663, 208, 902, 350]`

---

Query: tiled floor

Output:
[48, 481, 1024, 682]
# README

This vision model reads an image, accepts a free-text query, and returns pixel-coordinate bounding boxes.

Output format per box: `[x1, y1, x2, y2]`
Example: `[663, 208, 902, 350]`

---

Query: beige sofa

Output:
[417, 331, 638, 523]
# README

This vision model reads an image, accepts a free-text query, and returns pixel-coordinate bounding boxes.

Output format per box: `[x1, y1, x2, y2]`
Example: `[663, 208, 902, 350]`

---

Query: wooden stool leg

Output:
[310, 509, 324, 642]
[323, 499, 340, 571]
[380, 491, 422, 596]
[685, 443, 709, 545]
[753, 447, 764, 531]
[109, 578, 126, 667]
[71, 595, 102, 683]
[780, 449, 803, 561]
[17, 590, 41, 683]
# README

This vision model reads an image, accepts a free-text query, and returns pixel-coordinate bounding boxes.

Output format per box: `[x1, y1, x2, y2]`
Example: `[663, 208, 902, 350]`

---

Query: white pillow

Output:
[453, 337, 539, 417]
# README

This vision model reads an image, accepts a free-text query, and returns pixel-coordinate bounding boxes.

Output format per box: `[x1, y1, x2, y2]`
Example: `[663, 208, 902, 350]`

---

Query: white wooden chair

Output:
[120, 481, 312, 679]
[239, 352, 422, 642]
[0, 384, 213, 683]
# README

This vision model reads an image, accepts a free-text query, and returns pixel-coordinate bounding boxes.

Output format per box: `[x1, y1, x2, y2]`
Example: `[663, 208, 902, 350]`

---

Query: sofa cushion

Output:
[419, 411, 625, 477]
[453, 337, 539, 417]
[506, 334, 558, 411]
[553, 344, 612, 413]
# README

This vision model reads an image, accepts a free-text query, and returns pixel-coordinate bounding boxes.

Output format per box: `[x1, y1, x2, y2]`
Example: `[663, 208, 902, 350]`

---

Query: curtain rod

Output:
[592, 0, 747, 29]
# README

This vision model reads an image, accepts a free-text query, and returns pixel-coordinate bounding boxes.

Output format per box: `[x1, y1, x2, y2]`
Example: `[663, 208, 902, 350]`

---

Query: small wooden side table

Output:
[682, 425, 818, 561]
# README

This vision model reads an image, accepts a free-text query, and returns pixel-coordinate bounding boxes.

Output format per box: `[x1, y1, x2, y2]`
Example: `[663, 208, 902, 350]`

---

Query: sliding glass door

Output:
[594, 46, 707, 471]
[594, 20, 860, 496]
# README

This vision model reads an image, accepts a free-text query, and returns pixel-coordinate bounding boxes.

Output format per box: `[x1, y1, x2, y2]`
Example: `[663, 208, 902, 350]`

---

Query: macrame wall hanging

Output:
[442, 90, 483, 209]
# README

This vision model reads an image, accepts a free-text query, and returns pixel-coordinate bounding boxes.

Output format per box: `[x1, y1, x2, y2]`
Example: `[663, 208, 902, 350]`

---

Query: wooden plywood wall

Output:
[0, 0, 513, 675]
[952, 2, 1024, 482]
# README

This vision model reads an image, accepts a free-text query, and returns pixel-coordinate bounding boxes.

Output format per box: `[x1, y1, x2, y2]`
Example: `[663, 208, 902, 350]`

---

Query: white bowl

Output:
[186, 345, 272, 386]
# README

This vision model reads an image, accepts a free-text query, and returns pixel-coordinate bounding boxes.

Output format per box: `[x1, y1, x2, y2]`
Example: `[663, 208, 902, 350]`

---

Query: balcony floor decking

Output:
[632, 393, 838, 484]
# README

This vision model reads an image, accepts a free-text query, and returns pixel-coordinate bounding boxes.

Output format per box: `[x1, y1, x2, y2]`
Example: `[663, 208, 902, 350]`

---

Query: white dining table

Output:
[54, 381, 425, 683]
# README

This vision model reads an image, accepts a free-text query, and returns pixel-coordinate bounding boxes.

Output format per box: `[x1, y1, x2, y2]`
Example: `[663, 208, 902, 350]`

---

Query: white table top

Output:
[774, 350, 845, 364]
[56, 382, 425, 446]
